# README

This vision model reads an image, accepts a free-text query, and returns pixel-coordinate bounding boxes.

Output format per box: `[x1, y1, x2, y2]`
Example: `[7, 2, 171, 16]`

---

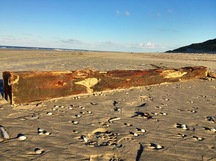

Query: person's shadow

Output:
[0, 79, 4, 98]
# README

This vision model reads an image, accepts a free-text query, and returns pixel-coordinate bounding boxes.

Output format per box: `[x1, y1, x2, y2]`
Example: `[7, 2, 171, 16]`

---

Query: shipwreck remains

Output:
[3, 66, 208, 105]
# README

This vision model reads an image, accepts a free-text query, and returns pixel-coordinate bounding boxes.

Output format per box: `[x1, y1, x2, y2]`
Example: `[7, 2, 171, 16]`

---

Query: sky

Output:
[0, 0, 216, 52]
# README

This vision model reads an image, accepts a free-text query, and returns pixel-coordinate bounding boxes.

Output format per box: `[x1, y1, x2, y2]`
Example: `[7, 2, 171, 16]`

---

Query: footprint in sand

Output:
[89, 154, 123, 161]
[80, 128, 119, 147]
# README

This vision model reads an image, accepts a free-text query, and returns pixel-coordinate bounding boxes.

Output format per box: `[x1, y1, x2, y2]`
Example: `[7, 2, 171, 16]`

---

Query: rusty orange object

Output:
[3, 66, 208, 105]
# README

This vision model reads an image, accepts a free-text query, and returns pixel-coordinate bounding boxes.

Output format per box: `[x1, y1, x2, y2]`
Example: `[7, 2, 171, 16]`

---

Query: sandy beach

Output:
[0, 50, 216, 161]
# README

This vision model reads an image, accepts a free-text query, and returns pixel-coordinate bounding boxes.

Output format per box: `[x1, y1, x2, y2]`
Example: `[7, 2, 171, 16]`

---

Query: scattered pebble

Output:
[129, 131, 139, 136]
[44, 131, 51, 135]
[203, 127, 216, 132]
[0, 125, 10, 139]
[206, 116, 215, 123]
[152, 112, 159, 115]
[156, 106, 163, 109]
[188, 110, 197, 113]
[148, 143, 164, 150]
[72, 130, 79, 134]
[37, 128, 51, 135]
[74, 114, 81, 118]
[17, 133, 27, 140]
[160, 112, 167, 115]
[38, 128, 44, 132]
[80, 111, 85, 115]
[193, 136, 204, 141]
[80, 135, 88, 142]
[108, 117, 121, 123]
[181, 124, 188, 130]
[155, 144, 163, 150]
[136, 128, 146, 133]
[34, 148, 45, 155]
[210, 128, 216, 132]
[73, 96, 81, 99]
[60, 105, 65, 108]
[47, 112, 53, 115]
[152, 112, 167, 115]
[175, 123, 189, 130]
[87, 111, 92, 114]
[114, 107, 121, 112]
[72, 121, 79, 125]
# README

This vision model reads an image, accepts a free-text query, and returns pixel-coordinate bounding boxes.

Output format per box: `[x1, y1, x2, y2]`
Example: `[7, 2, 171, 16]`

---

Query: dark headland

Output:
[166, 38, 216, 54]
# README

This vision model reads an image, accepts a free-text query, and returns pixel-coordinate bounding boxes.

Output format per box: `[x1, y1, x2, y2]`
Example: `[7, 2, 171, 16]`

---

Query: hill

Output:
[166, 38, 216, 53]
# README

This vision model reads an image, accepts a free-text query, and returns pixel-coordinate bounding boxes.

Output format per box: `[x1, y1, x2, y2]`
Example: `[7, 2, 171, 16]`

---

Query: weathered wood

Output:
[3, 66, 208, 105]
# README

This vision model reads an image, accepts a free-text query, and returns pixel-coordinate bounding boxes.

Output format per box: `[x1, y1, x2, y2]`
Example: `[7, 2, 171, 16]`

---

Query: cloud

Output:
[156, 12, 161, 17]
[60, 39, 83, 44]
[168, 9, 174, 13]
[0, 35, 16, 42]
[0, 34, 168, 52]
[138, 42, 156, 49]
[115, 10, 121, 16]
[149, 12, 161, 17]
[115, 10, 130, 16]
[125, 11, 130, 16]
[159, 28, 178, 33]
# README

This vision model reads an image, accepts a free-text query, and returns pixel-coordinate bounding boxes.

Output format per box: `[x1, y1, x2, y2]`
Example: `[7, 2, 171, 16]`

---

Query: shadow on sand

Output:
[0, 79, 4, 98]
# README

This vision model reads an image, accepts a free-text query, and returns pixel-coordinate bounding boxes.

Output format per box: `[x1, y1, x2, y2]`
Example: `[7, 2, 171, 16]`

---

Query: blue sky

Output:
[0, 0, 215, 52]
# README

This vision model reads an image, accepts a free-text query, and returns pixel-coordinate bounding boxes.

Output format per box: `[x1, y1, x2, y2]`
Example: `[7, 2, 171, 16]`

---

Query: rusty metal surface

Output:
[3, 66, 208, 105]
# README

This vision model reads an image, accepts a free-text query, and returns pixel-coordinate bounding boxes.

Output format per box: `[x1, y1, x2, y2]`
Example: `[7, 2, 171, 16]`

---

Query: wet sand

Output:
[0, 50, 216, 160]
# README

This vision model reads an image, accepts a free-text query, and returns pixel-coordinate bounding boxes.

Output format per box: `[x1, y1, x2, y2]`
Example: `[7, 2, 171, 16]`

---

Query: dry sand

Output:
[0, 50, 216, 161]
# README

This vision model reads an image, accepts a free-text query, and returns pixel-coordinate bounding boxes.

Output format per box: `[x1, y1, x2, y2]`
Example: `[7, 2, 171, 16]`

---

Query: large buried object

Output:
[3, 66, 208, 105]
